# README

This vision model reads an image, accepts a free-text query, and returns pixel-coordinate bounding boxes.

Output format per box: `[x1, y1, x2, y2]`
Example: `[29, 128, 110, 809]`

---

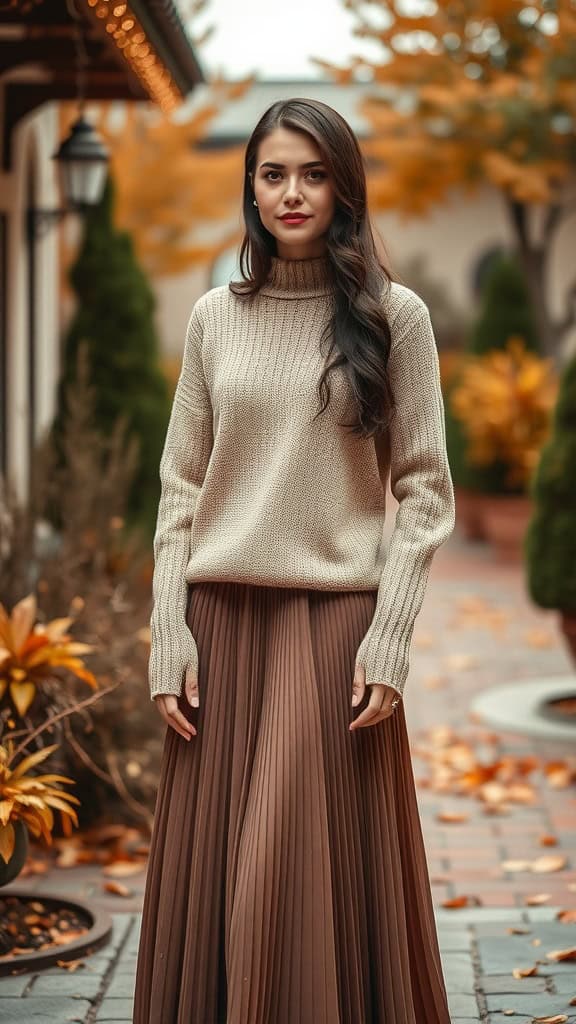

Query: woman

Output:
[134, 97, 455, 1024]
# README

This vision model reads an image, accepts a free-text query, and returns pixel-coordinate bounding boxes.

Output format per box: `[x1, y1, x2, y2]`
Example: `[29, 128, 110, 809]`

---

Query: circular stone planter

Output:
[471, 676, 576, 743]
[0, 891, 112, 977]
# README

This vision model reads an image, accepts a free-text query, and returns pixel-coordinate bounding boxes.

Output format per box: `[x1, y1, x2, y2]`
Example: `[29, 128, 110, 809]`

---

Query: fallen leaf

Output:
[531, 855, 567, 874]
[525, 894, 552, 905]
[436, 811, 470, 824]
[502, 859, 533, 873]
[441, 894, 483, 909]
[556, 910, 576, 924]
[523, 628, 555, 648]
[55, 958, 86, 971]
[512, 964, 539, 978]
[102, 860, 146, 878]
[539, 835, 558, 847]
[545, 947, 576, 962]
[444, 653, 479, 671]
[530, 1015, 568, 1023]
[103, 880, 133, 898]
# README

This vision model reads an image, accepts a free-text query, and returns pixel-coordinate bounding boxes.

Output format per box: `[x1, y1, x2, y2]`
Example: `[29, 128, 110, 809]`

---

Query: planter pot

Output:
[481, 493, 533, 562]
[560, 611, 576, 667]
[454, 486, 488, 541]
[0, 820, 29, 887]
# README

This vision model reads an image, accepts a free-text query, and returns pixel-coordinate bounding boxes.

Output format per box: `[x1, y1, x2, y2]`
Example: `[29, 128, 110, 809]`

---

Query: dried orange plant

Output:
[449, 337, 558, 489]
[0, 740, 79, 863]
[0, 594, 97, 718]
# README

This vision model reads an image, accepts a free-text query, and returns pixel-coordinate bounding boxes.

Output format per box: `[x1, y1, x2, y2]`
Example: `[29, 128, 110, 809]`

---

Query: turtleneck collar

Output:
[260, 254, 333, 299]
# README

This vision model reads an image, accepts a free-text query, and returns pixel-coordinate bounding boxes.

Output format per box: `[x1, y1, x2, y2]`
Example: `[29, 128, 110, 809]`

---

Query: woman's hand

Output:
[154, 666, 200, 741]
[349, 663, 401, 731]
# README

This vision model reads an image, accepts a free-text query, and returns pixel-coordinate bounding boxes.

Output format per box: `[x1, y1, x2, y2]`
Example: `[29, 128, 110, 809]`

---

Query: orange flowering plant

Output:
[0, 594, 98, 718]
[449, 337, 558, 490]
[0, 739, 79, 863]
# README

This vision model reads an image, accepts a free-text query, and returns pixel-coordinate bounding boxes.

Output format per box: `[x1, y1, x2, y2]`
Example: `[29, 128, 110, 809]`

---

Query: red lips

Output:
[280, 213, 311, 220]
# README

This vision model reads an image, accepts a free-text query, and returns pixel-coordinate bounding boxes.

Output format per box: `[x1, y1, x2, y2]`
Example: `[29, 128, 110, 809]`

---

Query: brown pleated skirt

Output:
[133, 581, 451, 1024]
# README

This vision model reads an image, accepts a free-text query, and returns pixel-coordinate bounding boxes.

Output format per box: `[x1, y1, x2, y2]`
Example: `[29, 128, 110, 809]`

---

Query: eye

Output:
[263, 170, 281, 181]
[307, 170, 327, 181]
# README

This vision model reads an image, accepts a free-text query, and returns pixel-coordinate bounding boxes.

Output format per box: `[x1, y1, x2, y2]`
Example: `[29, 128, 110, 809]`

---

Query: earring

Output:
[253, 199, 258, 207]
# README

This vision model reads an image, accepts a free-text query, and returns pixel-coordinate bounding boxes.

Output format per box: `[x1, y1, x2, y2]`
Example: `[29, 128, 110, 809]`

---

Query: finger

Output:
[184, 668, 199, 708]
[351, 664, 366, 708]
[155, 695, 196, 740]
[349, 688, 386, 731]
[167, 706, 197, 740]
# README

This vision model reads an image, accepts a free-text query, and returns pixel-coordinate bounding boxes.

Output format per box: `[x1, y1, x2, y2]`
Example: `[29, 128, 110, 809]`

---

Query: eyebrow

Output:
[258, 160, 325, 170]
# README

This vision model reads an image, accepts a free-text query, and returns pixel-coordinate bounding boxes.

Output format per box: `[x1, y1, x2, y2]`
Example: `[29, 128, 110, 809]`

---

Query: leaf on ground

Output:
[441, 894, 483, 908]
[103, 880, 133, 897]
[512, 964, 539, 977]
[55, 958, 87, 971]
[545, 947, 576, 962]
[525, 893, 552, 905]
[102, 860, 146, 877]
[436, 811, 470, 823]
[531, 855, 567, 873]
[539, 834, 558, 846]
[444, 653, 479, 671]
[556, 910, 576, 924]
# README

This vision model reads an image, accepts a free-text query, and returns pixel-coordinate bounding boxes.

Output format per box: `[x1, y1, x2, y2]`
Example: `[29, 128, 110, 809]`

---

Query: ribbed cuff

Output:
[148, 626, 199, 701]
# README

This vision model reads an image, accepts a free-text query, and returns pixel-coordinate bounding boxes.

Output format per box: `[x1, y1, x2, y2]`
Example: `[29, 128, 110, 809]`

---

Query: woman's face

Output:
[251, 126, 336, 260]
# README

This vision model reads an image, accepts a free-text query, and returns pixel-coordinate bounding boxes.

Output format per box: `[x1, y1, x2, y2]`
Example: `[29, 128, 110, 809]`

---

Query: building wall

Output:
[0, 99, 60, 498]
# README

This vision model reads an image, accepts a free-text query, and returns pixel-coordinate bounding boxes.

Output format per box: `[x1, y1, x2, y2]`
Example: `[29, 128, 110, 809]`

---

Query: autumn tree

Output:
[97, 73, 252, 278]
[318, 0, 576, 359]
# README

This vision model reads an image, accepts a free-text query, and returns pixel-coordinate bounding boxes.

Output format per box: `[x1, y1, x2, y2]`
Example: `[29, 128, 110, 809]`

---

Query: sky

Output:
[192, 0, 384, 80]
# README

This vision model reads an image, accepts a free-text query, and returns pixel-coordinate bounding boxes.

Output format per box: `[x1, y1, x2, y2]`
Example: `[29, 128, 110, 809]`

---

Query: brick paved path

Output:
[2, 529, 575, 1022]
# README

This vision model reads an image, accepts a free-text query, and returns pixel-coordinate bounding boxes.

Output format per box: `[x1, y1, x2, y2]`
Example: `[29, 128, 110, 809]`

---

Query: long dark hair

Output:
[229, 97, 399, 438]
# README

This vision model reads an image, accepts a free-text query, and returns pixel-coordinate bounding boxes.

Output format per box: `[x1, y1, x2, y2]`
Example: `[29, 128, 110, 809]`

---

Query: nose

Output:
[283, 176, 303, 205]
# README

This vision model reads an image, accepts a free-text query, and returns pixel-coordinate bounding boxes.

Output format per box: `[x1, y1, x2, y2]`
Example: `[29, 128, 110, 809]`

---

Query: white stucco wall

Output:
[0, 100, 60, 498]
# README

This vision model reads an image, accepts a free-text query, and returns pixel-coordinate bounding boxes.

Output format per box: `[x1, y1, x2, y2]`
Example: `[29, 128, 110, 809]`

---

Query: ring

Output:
[391, 698, 400, 708]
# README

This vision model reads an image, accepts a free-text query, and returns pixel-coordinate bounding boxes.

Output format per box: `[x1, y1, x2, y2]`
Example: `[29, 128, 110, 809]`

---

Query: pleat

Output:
[133, 581, 451, 1024]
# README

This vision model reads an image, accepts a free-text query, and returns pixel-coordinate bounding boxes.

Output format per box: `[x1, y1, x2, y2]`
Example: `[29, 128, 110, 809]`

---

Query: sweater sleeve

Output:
[354, 292, 456, 698]
[148, 300, 214, 701]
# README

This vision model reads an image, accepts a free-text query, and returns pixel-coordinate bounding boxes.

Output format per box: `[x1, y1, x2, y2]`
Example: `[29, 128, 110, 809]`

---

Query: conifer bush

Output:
[525, 352, 576, 615]
[54, 175, 170, 538]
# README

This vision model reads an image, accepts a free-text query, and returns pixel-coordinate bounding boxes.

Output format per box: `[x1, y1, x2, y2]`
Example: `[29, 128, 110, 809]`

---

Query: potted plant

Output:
[0, 739, 79, 886]
[525, 352, 576, 663]
[449, 337, 558, 560]
[445, 250, 544, 544]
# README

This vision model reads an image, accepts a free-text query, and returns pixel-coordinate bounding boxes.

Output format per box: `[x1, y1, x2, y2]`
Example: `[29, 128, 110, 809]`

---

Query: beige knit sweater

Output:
[148, 254, 455, 701]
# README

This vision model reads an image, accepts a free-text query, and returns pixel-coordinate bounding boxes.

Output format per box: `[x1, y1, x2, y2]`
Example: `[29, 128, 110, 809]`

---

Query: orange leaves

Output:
[323, 0, 576, 213]
[415, 721, 575, 815]
[95, 73, 253, 278]
[449, 337, 558, 490]
[0, 740, 80, 863]
[0, 593, 98, 717]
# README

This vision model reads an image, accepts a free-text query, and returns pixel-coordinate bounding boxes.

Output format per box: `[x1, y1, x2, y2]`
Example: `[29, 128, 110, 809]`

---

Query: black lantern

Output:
[27, 115, 109, 240]
[53, 115, 109, 210]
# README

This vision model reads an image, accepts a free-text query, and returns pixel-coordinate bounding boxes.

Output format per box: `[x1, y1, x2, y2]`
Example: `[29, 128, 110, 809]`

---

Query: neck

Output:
[259, 253, 333, 300]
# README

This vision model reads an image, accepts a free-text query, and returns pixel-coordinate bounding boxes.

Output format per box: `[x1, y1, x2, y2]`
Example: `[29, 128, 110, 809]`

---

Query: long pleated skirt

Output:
[133, 580, 451, 1024]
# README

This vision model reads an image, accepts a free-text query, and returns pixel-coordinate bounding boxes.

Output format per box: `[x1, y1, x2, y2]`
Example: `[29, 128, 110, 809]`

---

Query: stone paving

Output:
[1, 527, 576, 1022]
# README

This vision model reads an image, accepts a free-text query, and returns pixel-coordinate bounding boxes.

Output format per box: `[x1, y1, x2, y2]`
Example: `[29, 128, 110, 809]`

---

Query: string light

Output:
[80, 0, 182, 111]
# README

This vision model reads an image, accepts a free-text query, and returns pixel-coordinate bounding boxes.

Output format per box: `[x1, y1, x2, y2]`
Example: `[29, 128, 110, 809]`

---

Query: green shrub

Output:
[525, 353, 576, 613]
[468, 251, 540, 356]
[53, 175, 170, 538]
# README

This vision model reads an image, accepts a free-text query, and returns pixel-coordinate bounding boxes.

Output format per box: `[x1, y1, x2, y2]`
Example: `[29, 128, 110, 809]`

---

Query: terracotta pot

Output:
[0, 819, 29, 887]
[481, 493, 533, 562]
[454, 486, 488, 541]
[560, 611, 576, 667]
